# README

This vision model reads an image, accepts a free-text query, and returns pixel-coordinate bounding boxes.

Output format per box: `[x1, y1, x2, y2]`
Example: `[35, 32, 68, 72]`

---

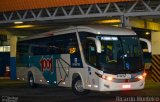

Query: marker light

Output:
[88, 85, 92, 87]
[94, 85, 98, 88]
[62, 82, 65, 84]
[122, 85, 131, 89]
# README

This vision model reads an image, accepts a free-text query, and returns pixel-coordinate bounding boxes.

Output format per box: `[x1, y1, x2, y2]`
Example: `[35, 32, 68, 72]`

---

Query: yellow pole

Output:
[10, 36, 17, 80]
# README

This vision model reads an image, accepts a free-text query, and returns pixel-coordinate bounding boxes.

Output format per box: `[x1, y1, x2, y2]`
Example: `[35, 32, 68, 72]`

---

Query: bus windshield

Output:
[98, 36, 144, 74]
[82, 35, 144, 74]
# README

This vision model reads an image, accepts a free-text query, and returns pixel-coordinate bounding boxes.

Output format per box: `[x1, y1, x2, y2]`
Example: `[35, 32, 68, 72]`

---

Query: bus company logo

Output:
[40, 57, 53, 72]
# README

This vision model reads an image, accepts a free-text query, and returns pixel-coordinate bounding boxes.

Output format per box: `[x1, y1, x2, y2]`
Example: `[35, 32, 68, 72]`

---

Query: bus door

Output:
[83, 38, 101, 89]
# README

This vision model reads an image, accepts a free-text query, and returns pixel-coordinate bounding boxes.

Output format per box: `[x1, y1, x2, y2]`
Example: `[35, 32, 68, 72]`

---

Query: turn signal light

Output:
[143, 72, 147, 77]
[137, 72, 147, 80]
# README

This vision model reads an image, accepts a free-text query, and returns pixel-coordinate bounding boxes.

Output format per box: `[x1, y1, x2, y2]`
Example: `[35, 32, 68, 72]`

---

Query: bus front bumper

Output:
[98, 79, 145, 91]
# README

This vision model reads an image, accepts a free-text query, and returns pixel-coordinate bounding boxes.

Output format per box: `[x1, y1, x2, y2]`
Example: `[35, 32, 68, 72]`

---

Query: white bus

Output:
[16, 25, 150, 95]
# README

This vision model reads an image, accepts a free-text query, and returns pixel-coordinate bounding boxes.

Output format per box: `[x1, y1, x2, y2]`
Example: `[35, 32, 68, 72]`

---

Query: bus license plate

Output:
[117, 74, 131, 79]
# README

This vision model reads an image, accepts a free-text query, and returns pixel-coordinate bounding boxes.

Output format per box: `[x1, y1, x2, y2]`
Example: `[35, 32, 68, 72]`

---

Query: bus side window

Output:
[47, 33, 79, 55]
[29, 33, 79, 55]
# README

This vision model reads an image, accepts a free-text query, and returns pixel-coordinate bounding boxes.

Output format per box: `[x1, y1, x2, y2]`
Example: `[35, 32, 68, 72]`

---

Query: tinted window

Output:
[30, 33, 79, 55]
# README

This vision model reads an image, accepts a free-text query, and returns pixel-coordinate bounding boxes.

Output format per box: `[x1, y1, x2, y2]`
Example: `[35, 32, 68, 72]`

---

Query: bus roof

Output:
[19, 25, 136, 41]
[76, 25, 136, 35]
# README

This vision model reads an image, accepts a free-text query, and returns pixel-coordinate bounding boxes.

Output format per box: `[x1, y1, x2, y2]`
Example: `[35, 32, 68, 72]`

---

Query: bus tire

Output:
[72, 77, 90, 95]
[28, 72, 37, 88]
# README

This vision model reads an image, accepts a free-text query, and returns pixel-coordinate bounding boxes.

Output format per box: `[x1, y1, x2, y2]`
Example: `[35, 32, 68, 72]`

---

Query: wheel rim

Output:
[75, 80, 84, 92]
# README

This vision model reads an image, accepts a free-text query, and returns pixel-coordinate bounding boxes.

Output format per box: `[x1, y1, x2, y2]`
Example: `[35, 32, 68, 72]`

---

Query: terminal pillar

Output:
[10, 36, 17, 80]
[151, 31, 160, 82]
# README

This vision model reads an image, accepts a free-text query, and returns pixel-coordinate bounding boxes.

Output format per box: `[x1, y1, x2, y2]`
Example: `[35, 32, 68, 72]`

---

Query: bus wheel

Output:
[28, 72, 37, 88]
[72, 77, 89, 95]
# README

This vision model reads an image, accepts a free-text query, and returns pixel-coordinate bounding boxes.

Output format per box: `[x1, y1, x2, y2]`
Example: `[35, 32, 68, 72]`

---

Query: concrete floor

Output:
[0, 76, 160, 102]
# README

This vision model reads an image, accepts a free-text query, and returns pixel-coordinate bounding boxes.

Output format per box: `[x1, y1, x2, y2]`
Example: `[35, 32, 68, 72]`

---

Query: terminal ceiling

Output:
[0, 0, 160, 35]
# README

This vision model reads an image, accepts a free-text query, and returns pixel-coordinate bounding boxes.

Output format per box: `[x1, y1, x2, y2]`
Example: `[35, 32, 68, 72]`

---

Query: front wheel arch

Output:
[72, 76, 90, 95]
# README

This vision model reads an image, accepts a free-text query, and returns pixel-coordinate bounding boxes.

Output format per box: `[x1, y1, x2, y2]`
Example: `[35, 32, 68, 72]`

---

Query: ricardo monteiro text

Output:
[116, 96, 136, 102]
[116, 96, 160, 102]
[137, 96, 159, 102]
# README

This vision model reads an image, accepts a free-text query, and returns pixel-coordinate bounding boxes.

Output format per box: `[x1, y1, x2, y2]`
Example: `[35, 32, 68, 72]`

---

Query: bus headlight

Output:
[107, 76, 113, 81]
[102, 75, 113, 81]
[95, 72, 113, 81]
[138, 75, 143, 80]
[137, 72, 147, 80]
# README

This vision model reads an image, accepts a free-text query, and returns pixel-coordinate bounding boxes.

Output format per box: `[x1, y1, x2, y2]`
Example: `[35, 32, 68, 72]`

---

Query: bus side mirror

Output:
[86, 37, 101, 53]
[139, 38, 151, 53]
[95, 40, 101, 53]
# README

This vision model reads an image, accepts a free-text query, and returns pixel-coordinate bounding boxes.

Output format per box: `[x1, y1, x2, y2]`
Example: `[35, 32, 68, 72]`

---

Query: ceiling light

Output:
[98, 19, 121, 24]
[14, 21, 23, 24]
[11, 25, 35, 28]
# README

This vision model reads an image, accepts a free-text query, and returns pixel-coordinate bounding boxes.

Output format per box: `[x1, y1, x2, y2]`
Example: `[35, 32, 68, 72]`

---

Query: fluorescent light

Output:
[11, 25, 35, 28]
[14, 21, 23, 24]
[98, 19, 120, 24]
